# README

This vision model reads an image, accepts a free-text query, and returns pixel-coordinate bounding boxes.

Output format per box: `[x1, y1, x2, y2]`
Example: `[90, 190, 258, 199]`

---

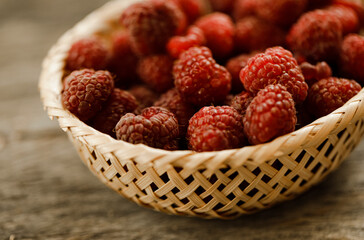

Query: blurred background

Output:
[1, 0, 364, 239]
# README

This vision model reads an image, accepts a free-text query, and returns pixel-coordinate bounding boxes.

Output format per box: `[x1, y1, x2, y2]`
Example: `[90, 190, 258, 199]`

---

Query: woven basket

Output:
[39, 0, 364, 219]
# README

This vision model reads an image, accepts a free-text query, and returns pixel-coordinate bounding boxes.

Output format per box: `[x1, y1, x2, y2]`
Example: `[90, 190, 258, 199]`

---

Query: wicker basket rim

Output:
[38, 0, 364, 170]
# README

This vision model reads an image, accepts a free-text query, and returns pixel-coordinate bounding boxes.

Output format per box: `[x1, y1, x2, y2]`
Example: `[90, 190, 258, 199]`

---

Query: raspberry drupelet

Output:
[115, 107, 179, 150]
[173, 46, 231, 106]
[66, 37, 110, 71]
[62, 69, 114, 122]
[92, 88, 138, 137]
[137, 55, 174, 93]
[243, 84, 297, 145]
[307, 77, 361, 118]
[240, 46, 308, 104]
[188, 106, 246, 151]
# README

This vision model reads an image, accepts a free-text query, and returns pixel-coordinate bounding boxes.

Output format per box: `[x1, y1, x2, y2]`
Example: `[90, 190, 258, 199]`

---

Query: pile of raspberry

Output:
[62, 0, 364, 152]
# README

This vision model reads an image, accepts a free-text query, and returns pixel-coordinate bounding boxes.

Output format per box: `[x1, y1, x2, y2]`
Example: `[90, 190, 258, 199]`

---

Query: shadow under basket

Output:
[39, 0, 364, 219]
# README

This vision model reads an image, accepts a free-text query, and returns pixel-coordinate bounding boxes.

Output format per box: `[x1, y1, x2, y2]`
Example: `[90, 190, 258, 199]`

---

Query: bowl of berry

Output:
[39, 0, 364, 218]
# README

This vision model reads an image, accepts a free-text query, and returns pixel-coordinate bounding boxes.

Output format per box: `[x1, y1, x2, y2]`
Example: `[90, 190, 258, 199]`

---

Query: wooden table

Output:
[1, 0, 364, 239]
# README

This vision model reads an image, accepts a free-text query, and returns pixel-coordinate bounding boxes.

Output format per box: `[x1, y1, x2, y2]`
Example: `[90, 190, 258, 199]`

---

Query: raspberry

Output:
[129, 85, 159, 111]
[234, 17, 286, 53]
[232, 0, 257, 21]
[120, 0, 185, 56]
[108, 31, 139, 86]
[287, 10, 343, 62]
[333, 0, 364, 25]
[66, 37, 110, 71]
[240, 47, 308, 103]
[208, 0, 234, 12]
[243, 84, 297, 145]
[340, 34, 364, 84]
[167, 26, 206, 59]
[188, 106, 245, 151]
[92, 88, 138, 137]
[195, 13, 235, 59]
[255, 0, 308, 28]
[230, 91, 254, 116]
[62, 69, 114, 122]
[174, 0, 210, 23]
[307, 77, 361, 118]
[173, 46, 231, 106]
[154, 88, 196, 136]
[326, 4, 359, 35]
[299, 61, 332, 86]
[115, 107, 179, 150]
[226, 54, 254, 93]
[137, 55, 174, 93]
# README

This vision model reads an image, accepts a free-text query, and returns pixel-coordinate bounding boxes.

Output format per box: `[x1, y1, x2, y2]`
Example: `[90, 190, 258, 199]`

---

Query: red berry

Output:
[287, 10, 343, 62]
[299, 61, 332, 86]
[195, 13, 235, 59]
[226, 53, 255, 93]
[129, 85, 159, 111]
[120, 0, 185, 56]
[174, 0, 210, 23]
[240, 47, 308, 103]
[62, 69, 114, 121]
[255, 0, 308, 28]
[333, 0, 364, 25]
[208, 0, 234, 12]
[230, 91, 254, 116]
[173, 46, 231, 106]
[137, 55, 174, 93]
[154, 88, 196, 136]
[66, 37, 110, 71]
[326, 4, 359, 35]
[92, 88, 138, 137]
[234, 16, 286, 53]
[108, 31, 139, 86]
[167, 26, 206, 59]
[115, 107, 179, 150]
[188, 106, 245, 151]
[340, 34, 364, 84]
[243, 84, 297, 145]
[232, 0, 257, 21]
[307, 77, 361, 118]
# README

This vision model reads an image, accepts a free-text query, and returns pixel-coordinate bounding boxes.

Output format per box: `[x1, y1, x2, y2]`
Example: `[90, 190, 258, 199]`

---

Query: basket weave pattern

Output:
[39, 0, 364, 218]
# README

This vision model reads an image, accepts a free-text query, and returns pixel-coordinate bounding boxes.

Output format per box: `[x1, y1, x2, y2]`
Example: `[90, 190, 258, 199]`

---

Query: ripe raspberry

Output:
[287, 10, 343, 62]
[232, 0, 257, 21]
[234, 16, 286, 53]
[230, 91, 254, 116]
[208, 0, 234, 12]
[243, 84, 297, 145]
[137, 55, 174, 93]
[307, 77, 361, 118]
[173, 46, 231, 106]
[154, 88, 196, 136]
[62, 69, 114, 122]
[226, 54, 254, 93]
[333, 0, 364, 24]
[115, 107, 179, 150]
[326, 4, 359, 35]
[66, 37, 110, 71]
[240, 47, 308, 103]
[195, 13, 235, 59]
[108, 31, 139, 86]
[188, 106, 245, 151]
[120, 0, 185, 56]
[173, 0, 210, 23]
[340, 34, 364, 84]
[299, 61, 332, 86]
[167, 26, 206, 59]
[255, 0, 308, 28]
[92, 88, 138, 137]
[129, 85, 159, 111]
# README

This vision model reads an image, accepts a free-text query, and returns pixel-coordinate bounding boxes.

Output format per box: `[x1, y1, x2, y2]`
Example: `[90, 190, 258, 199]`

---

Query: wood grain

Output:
[1, 0, 364, 239]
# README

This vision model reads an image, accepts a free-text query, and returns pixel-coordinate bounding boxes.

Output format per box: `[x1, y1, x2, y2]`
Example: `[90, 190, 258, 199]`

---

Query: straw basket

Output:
[39, 0, 364, 219]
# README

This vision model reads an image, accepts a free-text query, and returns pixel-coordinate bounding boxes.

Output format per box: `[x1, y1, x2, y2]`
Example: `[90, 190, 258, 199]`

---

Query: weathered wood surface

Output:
[1, 0, 364, 239]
